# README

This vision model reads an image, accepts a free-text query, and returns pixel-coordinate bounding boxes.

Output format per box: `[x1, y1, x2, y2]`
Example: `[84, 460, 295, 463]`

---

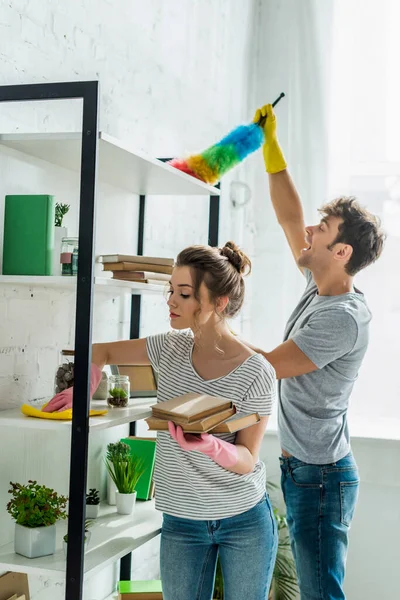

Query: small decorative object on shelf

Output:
[54, 349, 75, 394]
[7, 480, 68, 559]
[85, 488, 100, 519]
[53, 203, 70, 276]
[92, 370, 108, 400]
[63, 518, 93, 556]
[105, 442, 145, 515]
[54, 203, 70, 227]
[60, 237, 78, 276]
[106, 441, 131, 505]
[108, 375, 130, 408]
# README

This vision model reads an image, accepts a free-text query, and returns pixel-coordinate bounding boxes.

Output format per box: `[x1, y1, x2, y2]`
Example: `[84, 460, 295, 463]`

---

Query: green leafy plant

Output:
[55, 203, 70, 227]
[106, 441, 131, 463]
[86, 488, 100, 505]
[108, 387, 128, 399]
[213, 482, 298, 600]
[105, 451, 145, 494]
[63, 518, 93, 543]
[7, 480, 68, 528]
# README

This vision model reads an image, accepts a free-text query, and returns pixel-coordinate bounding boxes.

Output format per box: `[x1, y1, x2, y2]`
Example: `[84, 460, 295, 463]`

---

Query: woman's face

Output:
[167, 266, 216, 330]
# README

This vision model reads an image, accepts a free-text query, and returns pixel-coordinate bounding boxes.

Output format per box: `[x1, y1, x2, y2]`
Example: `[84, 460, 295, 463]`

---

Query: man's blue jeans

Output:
[280, 452, 359, 600]
[160, 494, 278, 600]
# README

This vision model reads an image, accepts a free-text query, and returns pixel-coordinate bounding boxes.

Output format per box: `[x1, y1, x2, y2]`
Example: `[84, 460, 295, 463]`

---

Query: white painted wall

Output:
[0, 1, 258, 599]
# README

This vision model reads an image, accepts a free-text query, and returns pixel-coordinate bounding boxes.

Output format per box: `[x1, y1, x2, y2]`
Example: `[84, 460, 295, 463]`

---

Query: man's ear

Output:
[334, 243, 353, 265]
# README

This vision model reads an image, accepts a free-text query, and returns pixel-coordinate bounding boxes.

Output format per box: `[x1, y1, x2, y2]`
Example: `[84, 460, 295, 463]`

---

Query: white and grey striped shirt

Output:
[146, 330, 276, 520]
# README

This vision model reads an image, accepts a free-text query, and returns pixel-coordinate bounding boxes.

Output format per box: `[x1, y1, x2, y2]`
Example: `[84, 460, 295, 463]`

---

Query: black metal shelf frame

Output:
[0, 81, 221, 600]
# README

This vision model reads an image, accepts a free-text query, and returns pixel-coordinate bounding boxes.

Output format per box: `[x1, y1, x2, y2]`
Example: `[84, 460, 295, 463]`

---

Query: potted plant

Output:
[105, 441, 131, 505]
[63, 518, 93, 556]
[86, 488, 100, 519]
[212, 483, 298, 600]
[107, 386, 129, 408]
[53, 202, 70, 275]
[7, 480, 68, 559]
[105, 444, 145, 515]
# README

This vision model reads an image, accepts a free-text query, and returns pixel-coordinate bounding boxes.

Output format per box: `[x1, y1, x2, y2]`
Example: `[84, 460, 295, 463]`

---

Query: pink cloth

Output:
[168, 421, 238, 469]
[42, 363, 102, 412]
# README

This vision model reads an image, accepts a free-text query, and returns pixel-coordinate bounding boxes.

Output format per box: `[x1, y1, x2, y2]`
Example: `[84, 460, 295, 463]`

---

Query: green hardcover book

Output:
[3, 194, 55, 275]
[119, 580, 162, 599]
[121, 437, 156, 501]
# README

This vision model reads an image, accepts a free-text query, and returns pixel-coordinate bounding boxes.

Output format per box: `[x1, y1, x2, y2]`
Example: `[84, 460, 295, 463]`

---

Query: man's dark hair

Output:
[320, 196, 386, 276]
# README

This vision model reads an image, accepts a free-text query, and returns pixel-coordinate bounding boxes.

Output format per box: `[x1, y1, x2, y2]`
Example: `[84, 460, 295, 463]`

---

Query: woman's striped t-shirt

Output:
[146, 330, 276, 520]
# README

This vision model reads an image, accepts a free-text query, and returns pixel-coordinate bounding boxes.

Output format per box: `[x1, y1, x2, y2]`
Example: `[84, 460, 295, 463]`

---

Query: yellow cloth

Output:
[21, 403, 107, 420]
[253, 104, 287, 174]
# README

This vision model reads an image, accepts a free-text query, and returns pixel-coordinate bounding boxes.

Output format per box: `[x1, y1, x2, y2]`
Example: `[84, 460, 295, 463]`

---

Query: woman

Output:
[44, 241, 278, 600]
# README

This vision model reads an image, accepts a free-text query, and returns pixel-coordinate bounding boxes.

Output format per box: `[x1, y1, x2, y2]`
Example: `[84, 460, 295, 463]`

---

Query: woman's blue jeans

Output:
[160, 494, 278, 600]
[280, 452, 360, 600]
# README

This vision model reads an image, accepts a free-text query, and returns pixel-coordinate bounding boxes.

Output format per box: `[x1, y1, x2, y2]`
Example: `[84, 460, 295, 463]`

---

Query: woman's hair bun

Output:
[219, 241, 251, 275]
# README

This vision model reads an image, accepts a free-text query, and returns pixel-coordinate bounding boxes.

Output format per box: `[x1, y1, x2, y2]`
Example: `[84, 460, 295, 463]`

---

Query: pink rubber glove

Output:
[168, 422, 238, 469]
[42, 363, 102, 412]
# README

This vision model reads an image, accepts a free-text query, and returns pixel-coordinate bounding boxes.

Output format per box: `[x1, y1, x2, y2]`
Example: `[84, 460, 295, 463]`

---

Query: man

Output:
[251, 104, 385, 600]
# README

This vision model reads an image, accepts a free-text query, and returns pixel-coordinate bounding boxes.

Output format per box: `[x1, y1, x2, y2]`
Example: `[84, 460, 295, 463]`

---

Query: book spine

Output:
[45, 196, 55, 275]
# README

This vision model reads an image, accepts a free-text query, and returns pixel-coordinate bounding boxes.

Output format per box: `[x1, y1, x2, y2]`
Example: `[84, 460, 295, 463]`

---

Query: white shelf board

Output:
[0, 275, 166, 295]
[0, 500, 161, 579]
[0, 131, 221, 196]
[0, 398, 154, 432]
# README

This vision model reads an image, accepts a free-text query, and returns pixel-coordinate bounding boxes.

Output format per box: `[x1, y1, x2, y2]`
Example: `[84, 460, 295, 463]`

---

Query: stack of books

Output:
[98, 254, 173, 285]
[146, 392, 260, 434]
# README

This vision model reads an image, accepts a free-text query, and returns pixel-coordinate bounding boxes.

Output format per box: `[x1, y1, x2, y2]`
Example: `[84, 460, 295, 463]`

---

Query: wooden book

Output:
[112, 270, 170, 281]
[118, 579, 162, 599]
[99, 254, 174, 266]
[151, 392, 232, 424]
[146, 407, 236, 433]
[105, 262, 173, 274]
[210, 412, 260, 433]
[111, 271, 170, 282]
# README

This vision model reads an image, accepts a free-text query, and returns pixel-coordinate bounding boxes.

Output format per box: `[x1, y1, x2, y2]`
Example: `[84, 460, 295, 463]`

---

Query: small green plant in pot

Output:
[105, 441, 131, 505]
[63, 518, 93, 556]
[105, 443, 145, 515]
[107, 386, 129, 408]
[7, 480, 68, 559]
[85, 488, 100, 519]
[54, 203, 70, 227]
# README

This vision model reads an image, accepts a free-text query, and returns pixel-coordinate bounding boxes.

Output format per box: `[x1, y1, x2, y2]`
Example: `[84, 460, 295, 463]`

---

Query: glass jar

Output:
[108, 375, 130, 408]
[61, 237, 79, 276]
[54, 349, 75, 394]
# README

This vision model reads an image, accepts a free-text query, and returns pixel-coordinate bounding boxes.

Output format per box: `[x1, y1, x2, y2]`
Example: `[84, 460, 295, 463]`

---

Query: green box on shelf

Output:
[120, 437, 156, 501]
[118, 580, 162, 599]
[3, 194, 55, 275]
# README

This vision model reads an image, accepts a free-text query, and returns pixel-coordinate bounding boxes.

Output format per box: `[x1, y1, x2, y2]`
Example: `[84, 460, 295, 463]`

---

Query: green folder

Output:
[121, 437, 156, 500]
[119, 580, 162, 594]
[3, 194, 55, 275]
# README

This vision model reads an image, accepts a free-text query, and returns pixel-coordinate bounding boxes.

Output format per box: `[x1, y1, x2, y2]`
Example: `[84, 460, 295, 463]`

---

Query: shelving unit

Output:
[0, 501, 162, 579]
[0, 81, 221, 600]
[0, 398, 153, 432]
[0, 275, 166, 295]
[0, 131, 219, 196]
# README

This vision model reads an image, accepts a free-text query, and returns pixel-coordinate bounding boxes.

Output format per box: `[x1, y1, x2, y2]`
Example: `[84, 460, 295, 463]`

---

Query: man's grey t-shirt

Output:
[278, 269, 371, 464]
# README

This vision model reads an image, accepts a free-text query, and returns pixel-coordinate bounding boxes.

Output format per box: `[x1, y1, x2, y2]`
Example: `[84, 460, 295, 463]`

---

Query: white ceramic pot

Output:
[53, 226, 67, 275]
[15, 523, 56, 558]
[86, 504, 100, 519]
[116, 491, 137, 515]
[107, 470, 116, 505]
